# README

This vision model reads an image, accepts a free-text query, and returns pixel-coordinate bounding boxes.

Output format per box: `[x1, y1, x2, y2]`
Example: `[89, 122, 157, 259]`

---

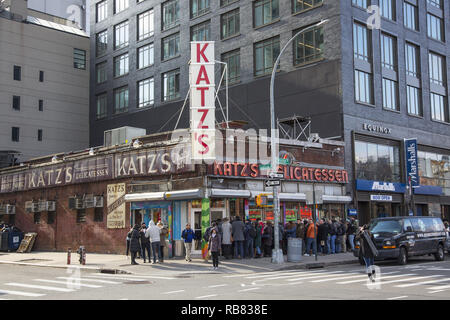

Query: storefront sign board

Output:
[107, 183, 126, 229]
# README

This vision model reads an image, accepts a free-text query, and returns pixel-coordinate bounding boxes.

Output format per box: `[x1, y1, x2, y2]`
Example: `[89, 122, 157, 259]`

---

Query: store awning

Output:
[210, 189, 251, 198]
[125, 192, 165, 202]
[165, 189, 203, 200]
[322, 195, 353, 203]
[279, 193, 306, 201]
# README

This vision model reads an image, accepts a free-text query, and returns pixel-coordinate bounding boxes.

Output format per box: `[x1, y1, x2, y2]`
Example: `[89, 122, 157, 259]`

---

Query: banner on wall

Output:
[404, 138, 420, 187]
[107, 183, 126, 229]
[201, 198, 210, 259]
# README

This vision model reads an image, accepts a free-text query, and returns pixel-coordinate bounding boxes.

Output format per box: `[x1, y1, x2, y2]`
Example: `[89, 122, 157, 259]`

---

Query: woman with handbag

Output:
[208, 228, 222, 271]
[356, 224, 378, 282]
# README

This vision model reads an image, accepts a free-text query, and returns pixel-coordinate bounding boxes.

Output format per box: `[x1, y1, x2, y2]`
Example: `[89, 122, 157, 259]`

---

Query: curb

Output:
[0, 260, 129, 274]
[274, 259, 359, 271]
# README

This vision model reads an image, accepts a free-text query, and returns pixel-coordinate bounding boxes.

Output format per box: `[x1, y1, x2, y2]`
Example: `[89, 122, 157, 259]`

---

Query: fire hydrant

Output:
[77, 246, 86, 265]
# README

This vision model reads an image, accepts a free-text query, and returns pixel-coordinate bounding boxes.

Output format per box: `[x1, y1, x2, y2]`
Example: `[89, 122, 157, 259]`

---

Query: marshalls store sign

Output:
[190, 41, 216, 161]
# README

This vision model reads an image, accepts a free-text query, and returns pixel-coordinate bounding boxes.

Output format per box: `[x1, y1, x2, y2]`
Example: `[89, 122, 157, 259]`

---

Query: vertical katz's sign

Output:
[404, 138, 419, 187]
[107, 183, 126, 229]
[190, 41, 215, 161]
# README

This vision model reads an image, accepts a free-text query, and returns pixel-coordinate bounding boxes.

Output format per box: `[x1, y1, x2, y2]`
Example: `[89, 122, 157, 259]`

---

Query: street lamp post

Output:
[270, 20, 328, 264]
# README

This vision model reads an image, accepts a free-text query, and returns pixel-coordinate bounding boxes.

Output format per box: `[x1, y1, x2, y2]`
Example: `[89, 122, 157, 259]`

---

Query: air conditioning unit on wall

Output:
[25, 201, 33, 213]
[46, 201, 56, 212]
[6, 205, 15, 215]
[75, 198, 85, 209]
[31, 202, 40, 213]
[84, 194, 95, 208]
[94, 196, 104, 208]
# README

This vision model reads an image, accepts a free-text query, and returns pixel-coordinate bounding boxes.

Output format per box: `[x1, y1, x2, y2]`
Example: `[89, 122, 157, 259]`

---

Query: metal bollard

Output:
[67, 248, 71, 265]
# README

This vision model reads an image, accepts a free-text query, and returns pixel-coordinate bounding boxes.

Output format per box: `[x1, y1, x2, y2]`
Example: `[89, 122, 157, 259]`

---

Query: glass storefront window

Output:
[418, 150, 450, 195]
[355, 140, 401, 182]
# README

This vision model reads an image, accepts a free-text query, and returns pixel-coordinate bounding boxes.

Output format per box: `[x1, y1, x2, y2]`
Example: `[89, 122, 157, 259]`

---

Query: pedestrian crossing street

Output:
[222, 265, 450, 295]
[0, 272, 176, 299]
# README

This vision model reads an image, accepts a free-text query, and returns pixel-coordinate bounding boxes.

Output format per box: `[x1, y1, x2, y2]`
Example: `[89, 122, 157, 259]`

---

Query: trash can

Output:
[8, 231, 24, 251]
[287, 238, 303, 262]
[0, 232, 9, 252]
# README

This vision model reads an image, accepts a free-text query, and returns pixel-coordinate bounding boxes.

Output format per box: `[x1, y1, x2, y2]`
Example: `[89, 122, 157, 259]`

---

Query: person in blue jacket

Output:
[181, 224, 196, 262]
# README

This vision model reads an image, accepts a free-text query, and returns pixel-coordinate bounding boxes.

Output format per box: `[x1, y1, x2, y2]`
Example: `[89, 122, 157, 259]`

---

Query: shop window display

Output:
[418, 151, 450, 196]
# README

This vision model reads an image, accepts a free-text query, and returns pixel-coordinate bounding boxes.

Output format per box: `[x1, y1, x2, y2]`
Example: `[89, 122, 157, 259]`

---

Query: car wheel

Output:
[397, 247, 407, 265]
[435, 244, 445, 262]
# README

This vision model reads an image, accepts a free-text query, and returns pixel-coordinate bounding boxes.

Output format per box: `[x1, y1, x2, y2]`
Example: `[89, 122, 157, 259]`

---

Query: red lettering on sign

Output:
[241, 163, 248, 177]
[302, 168, 309, 180]
[250, 164, 259, 178]
[328, 169, 335, 182]
[197, 134, 209, 155]
[214, 162, 223, 175]
[196, 43, 209, 63]
[196, 87, 209, 106]
[314, 169, 322, 181]
[224, 162, 232, 176]
[342, 170, 349, 183]
[233, 163, 239, 176]
[196, 65, 210, 85]
[294, 167, 302, 180]
[322, 169, 328, 181]
[197, 109, 209, 129]
[308, 168, 315, 181]
[335, 170, 342, 182]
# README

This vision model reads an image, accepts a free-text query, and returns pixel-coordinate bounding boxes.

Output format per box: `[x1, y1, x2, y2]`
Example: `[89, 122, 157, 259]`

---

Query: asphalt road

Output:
[0, 256, 449, 300]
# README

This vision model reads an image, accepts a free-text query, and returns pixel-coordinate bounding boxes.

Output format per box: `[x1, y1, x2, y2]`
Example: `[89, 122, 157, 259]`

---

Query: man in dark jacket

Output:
[140, 223, 151, 263]
[356, 225, 378, 281]
[244, 219, 256, 258]
[262, 221, 273, 257]
[129, 224, 141, 265]
[232, 216, 245, 259]
[296, 220, 306, 255]
[182, 224, 196, 262]
[317, 219, 329, 255]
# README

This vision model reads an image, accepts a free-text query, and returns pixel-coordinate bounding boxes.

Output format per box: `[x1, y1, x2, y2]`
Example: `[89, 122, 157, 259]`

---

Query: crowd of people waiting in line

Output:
[179, 216, 360, 270]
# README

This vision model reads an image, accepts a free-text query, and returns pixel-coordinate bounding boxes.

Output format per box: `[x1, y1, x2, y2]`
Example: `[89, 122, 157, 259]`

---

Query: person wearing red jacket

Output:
[305, 219, 318, 256]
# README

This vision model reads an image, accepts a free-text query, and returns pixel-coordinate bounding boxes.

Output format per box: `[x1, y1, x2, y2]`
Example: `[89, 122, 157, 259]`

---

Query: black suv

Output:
[353, 216, 448, 265]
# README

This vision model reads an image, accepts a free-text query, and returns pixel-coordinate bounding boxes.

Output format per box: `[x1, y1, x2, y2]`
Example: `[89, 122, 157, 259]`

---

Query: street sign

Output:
[269, 172, 284, 179]
[265, 180, 280, 187]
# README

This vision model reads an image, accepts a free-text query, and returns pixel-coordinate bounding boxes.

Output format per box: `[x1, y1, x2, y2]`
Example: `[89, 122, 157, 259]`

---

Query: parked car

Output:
[353, 216, 447, 265]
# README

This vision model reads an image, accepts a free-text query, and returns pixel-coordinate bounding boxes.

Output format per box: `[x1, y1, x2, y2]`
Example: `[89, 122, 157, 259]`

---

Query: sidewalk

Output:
[0, 250, 359, 274]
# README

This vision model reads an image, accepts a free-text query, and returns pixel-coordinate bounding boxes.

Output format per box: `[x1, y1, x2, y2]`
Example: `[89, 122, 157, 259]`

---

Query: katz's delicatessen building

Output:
[0, 130, 350, 257]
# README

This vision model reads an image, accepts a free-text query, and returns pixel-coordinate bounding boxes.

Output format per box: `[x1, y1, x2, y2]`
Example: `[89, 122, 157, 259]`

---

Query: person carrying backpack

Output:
[329, 218, 338, 254]
[244, 219, 256, 258]
[336, 220, 346, 254]
[181, 224, 196, 262]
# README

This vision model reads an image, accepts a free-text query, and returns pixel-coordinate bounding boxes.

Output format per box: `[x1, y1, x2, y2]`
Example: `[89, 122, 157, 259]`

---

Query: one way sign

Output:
[265, 180, 280, 187]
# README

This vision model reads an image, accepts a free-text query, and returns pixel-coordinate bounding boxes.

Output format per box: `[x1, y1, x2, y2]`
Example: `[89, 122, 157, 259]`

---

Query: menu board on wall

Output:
[285, 209, 297, 222]
[107, 183, 126, 229]
[249, 209, 262, 221]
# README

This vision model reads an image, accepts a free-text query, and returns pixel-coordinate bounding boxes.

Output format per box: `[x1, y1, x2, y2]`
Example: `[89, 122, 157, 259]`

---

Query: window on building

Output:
[292, 0, 322, 14]
[427, 0, 442, 9]
[405, 42, 420, 78]
[354, 140, 401, 182]
[254, 36, 280, 76]
[47, 211, 55, 224]
[162, 33, 180, 60]
[221, 49, 240, 83]
[430, 92, 448, 122]
[221, 8, 239, 39]
[407, 85, 422, 116]
[379, 0, 395, 20]
[34, 212, 41, 224]
[352, 0, 370, 9]
[37, 129, 43, 141]
[382, 78, 398, 111]
[73, 48, 86, 70]
[354, 70, 373, 105]
[293, 25, 324, 66]
[96, 93, 108, 119]
[13, 65, 21, 81]
[138, 43, 154, 69]
[96, 0, 108, 22]
[380, 33, 397, 71]
[418, 150, 450, 196]
[191, 0, 210, 18]
[96, 62, 107, 84]
[94, 208, 103, 222]
[12, 96, 20, 110]
[138, 9, 154, 41]
[253, 0, 279, 28]
[76, 209, 86, 223]
[114, 20, 129, 50]
[114, 86, 129, 114]
[191, 20, 211, 41]
[11, 127, 19, 142]
[114, 53, 129, 77]
[138, 77, 154, 108]
[429, 52, 445, 86]
[162, 0, 179, 30]
[114, 0, 129, 14]
[404, 1, 419, 31]
[353, 22, 371, 62]
[39, 71, 44, 82]
[39, 99, 43, 112]
[96, 30, 108, 57]
[162, 69, 180, 102]
[221, 0, 238, 6]
[427, 13, 444, 42]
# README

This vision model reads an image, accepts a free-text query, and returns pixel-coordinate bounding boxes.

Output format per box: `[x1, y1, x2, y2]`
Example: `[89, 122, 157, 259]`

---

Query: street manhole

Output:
[123, 280, 154, 285]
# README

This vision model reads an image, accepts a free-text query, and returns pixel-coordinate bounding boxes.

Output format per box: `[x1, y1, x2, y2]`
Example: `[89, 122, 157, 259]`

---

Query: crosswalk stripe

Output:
[224, 270, 303, 278]
[248, 271, 344, 281]
[5, 283, 75, 292]
[195, 294, 218, 299]
[337, 274, 416, 284]
[245, 270, 333, 279]
[375, 275, 443, 286]
[0, 289, 45, 297]
[56, 277, 122, 284]
[429, 268, 450, 272]
[34, 279, 103, 288]
[238, 287, 261, 292]
[310, 271, 399, 283]
[286, 272, 357, 282]
[84, 276, 150, 282]
[396, 278, 450, 288]
[428, 284, 450, 290]
[85, 273, 176, 280]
